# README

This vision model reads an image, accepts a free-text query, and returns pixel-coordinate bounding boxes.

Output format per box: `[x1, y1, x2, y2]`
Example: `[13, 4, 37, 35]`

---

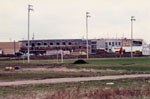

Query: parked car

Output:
[15, 52, 24, 56]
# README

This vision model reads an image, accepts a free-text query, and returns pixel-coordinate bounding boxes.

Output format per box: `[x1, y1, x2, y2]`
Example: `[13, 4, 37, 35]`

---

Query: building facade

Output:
[0, 42, 22, 55]
[91, 38, 143, 54]
[20, 39, 91, 55]
[19, 38, 143, 55]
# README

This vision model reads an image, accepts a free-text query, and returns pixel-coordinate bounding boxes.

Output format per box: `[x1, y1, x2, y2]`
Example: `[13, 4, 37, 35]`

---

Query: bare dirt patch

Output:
[1, 74, 150, 87]
[13, 67, 126, 74]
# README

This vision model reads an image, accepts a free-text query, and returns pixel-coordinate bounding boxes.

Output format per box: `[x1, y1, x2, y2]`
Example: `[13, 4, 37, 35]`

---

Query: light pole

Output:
[27, 5, 34, 63]
[86, 12, 91, 59]
[130, 16, 136, 57]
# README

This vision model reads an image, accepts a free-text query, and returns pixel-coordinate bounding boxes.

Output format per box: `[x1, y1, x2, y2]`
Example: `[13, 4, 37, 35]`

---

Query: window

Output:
[92, 45, 96, 48]
[32, 43, 35, 47]
[56, 42, 60, 45]
[109, 42, 111, 45]
[37, 43, 41, 46]
[68, 42, 72, 45]
[62, 42, 66, 45]
[105, 42, 108, 47]
[44, 43, 47, 46]
[133, 41, 142, 46]
[112, 42, 114, 46]
[26, 43, 28, 46]
[118, 42, 121, 46]
[50, 43, 53, 45]
[115, 42, 117, 46]
[92, 42, 96, 44]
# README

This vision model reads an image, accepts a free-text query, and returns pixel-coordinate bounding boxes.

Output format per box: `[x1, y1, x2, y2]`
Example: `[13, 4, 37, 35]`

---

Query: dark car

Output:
[15, 52, 24, 56]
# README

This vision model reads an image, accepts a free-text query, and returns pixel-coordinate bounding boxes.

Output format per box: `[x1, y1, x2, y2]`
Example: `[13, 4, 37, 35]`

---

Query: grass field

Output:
[0, 72, 102, 81]
[1, 57, 150, 98]
[1, 78, 150, 98]
[0, 57, 150, 64]
[0, 57, 150, 80]
[67, 57, 150, 72]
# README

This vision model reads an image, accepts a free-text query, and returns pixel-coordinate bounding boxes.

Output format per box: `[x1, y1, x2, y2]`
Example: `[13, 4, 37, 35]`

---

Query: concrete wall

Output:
[95, 39, 122, 52]
[21, 39, 89, 47]
[95, 39, 143, 53]
[20, 39, 91, 54]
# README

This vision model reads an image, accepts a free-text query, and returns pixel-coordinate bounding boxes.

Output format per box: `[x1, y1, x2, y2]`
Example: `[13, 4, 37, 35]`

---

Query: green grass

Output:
[0, 78, 150, 97]
[0, 57, 150, 80]
[0, 57, 150, 98]
[66, 57, 150, 72]
[85, 57, 150, 65]
[0, 57, 150, 64]
[1, 57, 150, 72]
[0, 72, 100, 80]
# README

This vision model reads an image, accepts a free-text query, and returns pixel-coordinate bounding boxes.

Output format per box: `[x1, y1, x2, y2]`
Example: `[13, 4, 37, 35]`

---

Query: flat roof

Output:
[20, 39, 84, 42]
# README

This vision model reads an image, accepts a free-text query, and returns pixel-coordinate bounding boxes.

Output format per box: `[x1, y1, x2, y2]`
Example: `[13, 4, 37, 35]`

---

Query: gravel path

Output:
[0, 74, 150, 87]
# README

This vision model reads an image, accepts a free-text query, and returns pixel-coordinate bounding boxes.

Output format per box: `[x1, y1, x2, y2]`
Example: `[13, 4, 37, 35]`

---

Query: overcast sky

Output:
[0, 0, 150, 43]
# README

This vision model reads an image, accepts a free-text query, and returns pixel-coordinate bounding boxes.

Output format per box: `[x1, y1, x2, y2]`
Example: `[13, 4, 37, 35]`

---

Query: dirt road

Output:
[0, 74, 150, 87]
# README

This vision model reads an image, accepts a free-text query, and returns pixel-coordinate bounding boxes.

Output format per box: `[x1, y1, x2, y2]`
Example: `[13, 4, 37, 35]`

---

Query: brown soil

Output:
[0, 74, 150, 87]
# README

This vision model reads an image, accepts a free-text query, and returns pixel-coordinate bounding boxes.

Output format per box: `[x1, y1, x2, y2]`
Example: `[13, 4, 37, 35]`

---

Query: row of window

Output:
[25, 41, 122, 47]
[25, 42, 73, 46]
[105, 42, 121, 47]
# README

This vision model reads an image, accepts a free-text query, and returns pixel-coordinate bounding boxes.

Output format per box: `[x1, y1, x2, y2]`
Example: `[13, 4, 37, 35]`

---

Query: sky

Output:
[0, 0, 150, 43]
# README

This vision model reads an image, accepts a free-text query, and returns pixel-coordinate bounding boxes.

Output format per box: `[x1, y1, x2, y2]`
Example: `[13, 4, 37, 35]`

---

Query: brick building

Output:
[0, 42, 22, 55]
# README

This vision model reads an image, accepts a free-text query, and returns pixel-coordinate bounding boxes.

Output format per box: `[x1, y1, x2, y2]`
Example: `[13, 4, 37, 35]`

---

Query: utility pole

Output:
[14, 40, 16, 55]
[130, 16, 136, 57]
[27, 4, 34, 63]
[61, 49, 63, 63]
[86, 12, 91, 59]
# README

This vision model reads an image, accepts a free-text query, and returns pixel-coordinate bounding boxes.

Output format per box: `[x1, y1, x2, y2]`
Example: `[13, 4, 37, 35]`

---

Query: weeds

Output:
[67, 65, 150, 72]
[3, 86, 150, 99]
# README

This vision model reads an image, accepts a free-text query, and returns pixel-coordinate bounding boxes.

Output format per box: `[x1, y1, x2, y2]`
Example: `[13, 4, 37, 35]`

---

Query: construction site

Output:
[0, 38, 148, 59]
[1, 0, 150, 98]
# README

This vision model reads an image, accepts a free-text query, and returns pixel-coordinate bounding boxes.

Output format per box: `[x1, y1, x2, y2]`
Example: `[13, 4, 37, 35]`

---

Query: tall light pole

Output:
[130, 16, 136, 57]
[27, 5, 34, 63]
[86, 12, 91, 59]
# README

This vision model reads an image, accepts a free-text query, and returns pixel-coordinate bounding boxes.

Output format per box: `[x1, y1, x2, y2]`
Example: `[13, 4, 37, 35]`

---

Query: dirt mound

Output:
[73, 59, 88, 64]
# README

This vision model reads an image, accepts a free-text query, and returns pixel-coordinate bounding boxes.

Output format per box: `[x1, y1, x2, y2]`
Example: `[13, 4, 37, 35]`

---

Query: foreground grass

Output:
[0, 57, 150, 98]
[1, 78, 150, 98]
